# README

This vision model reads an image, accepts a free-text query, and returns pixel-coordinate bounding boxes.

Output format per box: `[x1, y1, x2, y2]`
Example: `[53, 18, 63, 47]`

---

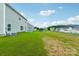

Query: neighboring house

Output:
[0, 3, 34, 35]
[48, 25, 79, 33]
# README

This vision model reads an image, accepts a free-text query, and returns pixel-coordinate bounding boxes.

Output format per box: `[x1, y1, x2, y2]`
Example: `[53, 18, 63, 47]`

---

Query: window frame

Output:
[7, 24, 11, 31]
[20, 26, 23, 30]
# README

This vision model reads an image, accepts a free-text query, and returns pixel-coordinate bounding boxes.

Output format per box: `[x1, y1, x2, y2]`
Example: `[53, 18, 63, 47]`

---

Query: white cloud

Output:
[43, 21, 51, 27]
[29, 21, 52, 28]
[40, 10, 56, 16]
[51, 15, 79, 26]
[34, 23, 41, 27]
[45, 15, 79, 27]
[51, 20, 68, 26]
[28, 15, 79, 28]
[58, 6, 63, 9]
[67, 15, 79, 24]
[75, 15, 79, 18]
[33, 22, 45, 28]
[27, 18, 45, 28]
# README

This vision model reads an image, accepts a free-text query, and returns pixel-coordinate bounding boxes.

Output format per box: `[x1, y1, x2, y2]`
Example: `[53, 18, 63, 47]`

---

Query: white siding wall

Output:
[26, 22, 34, 32]
[0, 3, 5, 35]
[5, 4, 27, 34]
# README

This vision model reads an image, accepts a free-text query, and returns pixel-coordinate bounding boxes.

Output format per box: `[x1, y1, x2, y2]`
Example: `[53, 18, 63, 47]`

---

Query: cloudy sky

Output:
[10, 3, 79, 28]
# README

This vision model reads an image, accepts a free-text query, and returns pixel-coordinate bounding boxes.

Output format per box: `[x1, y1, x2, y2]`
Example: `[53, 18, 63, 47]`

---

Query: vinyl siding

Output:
[5, 4, 27, 34]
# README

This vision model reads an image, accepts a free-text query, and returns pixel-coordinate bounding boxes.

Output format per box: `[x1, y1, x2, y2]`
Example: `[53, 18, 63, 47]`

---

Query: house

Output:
[47, 25, 79, 33]
[0, 3, 34, 35]
[26, 22, 34, 32]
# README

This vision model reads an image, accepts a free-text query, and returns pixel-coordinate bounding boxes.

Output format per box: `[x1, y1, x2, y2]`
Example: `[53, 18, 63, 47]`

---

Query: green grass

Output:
[0, 32, 47, 56]
[0, 31, 79, 56]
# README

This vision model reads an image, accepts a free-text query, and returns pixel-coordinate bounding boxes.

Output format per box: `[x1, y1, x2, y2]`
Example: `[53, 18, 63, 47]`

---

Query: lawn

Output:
[0, 32, 46, 56]
[0, 31, 79, 56]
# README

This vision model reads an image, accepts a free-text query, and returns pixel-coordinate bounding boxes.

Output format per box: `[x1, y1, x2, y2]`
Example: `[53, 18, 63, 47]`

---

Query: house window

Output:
[8, 24, 11, 27]
[7, 24, 11, 31]
[8, 28, 11, 31]
[19, 18, 21, 20]
[20, 26, 23, 30]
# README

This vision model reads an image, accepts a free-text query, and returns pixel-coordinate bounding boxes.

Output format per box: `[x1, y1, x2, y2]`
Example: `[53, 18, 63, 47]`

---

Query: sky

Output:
[10, 3, 79, 28]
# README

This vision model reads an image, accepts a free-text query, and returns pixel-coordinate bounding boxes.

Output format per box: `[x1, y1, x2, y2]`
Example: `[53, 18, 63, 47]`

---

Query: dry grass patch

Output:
[43, 36, 78, 56]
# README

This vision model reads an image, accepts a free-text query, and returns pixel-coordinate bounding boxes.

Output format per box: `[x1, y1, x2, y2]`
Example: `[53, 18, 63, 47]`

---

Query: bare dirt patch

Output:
[43, 36, 77, 56]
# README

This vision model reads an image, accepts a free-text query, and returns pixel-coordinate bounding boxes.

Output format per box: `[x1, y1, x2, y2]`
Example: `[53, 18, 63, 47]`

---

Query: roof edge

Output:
[5, 3, 27, 21]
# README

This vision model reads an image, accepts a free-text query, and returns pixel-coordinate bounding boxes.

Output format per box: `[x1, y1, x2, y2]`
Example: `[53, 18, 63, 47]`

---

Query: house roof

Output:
[5, 3, 27, 21]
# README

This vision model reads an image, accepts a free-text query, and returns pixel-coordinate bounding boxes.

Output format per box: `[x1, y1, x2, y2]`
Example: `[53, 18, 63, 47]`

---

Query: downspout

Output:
[3, 3, 6, 35]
